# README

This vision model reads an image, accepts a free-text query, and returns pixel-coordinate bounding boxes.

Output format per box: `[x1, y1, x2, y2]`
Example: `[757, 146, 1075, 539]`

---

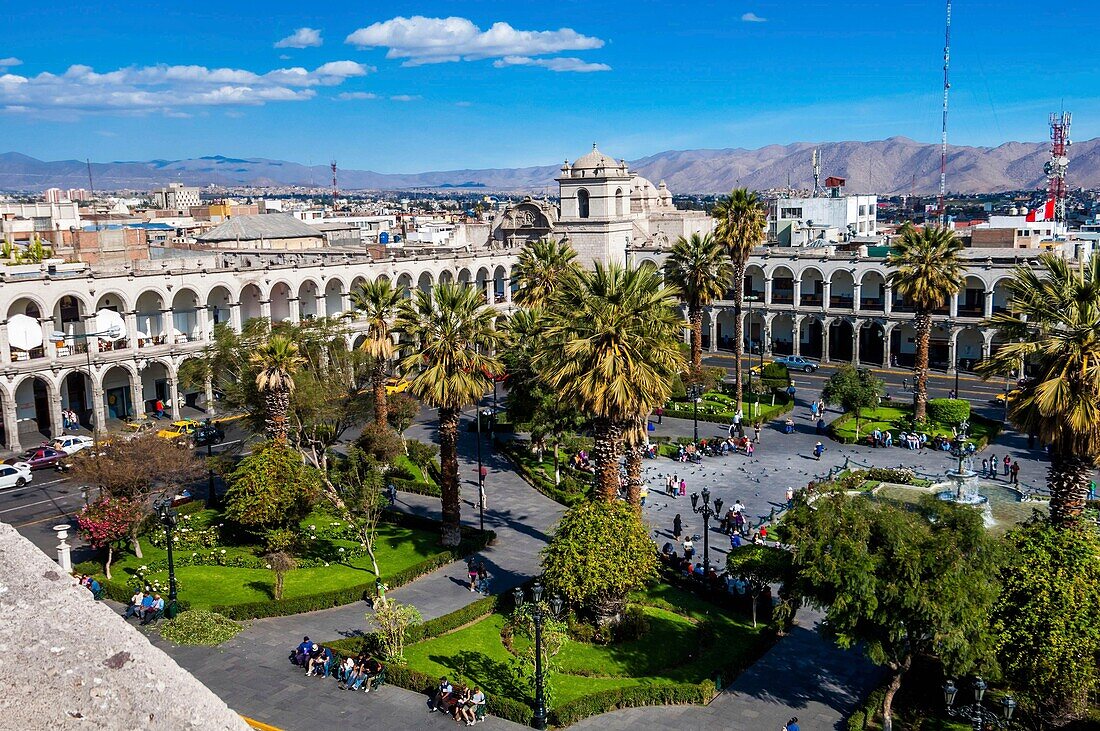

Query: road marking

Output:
[0, 476, 73, 497]
[13, 512, 81, 528]
[0, 494, 80, 515]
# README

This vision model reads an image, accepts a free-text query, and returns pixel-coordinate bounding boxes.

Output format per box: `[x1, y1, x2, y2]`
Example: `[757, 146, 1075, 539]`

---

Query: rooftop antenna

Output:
[1046, 111, 1072, 225]
[86, 158, 99, 232]
[938, 0, 952, 226]
[811, 149, 821, 196]
[330, 160, 338, 211]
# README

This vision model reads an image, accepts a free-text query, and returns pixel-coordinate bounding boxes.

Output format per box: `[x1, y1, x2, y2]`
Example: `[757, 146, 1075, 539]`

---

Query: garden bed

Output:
[497, 438, 593, 506]
[664, 390, 793, 425]
[89, 508, 494, 619]
[828, 404, 1001, 448]
[327, 583, 771, 727]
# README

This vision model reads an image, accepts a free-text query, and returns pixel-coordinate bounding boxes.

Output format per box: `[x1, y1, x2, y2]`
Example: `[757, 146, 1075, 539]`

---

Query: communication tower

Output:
[330, 160, 338, 210]
[1046, 112, 1072, 224]
[811, 149, 821, 197]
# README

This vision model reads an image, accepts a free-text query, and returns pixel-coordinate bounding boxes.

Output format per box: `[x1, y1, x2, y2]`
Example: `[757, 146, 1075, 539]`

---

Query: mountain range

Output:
[3, 136, 1099, 194]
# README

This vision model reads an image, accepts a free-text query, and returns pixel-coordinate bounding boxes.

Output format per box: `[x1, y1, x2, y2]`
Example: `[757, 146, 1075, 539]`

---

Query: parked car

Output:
[192, 423, 225, 448]
[51, 434, 95, 455]
[772, 355, 819, 373]
[3, 446, 68, 471]
[384, 377, 411, 395]
[0, 463, 32, 488]
[156, 419, 201, 440]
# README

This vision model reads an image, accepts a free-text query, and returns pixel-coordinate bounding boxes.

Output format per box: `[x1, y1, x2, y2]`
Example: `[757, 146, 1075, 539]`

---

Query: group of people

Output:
[79, 574, 103, 597]
[289, 636, 386, 693]
[430, 677, 487, 725]
[982, 454, 1021, 484]
[61, 408, 80, 430]
[663, 474, 688, 497]
[122, 588, 165, 625]
[466, 558, 491, 594]
[571, 450, 594, 473]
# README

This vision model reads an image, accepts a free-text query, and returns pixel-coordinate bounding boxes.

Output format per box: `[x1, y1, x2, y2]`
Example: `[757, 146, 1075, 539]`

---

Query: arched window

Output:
[615, 188, 624, 217]
[577, 189, 590, 219]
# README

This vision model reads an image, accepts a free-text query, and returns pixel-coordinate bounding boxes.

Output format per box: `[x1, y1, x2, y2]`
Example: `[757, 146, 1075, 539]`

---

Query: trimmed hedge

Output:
[927, 397, 970, 425]
[550, 681, 716, 727]
[389, 476, 441, 497]
[207, 513, 495, 620]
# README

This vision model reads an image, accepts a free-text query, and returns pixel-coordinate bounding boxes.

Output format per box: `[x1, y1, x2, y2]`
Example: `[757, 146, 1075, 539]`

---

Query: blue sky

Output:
[1, 0, 1097, 172]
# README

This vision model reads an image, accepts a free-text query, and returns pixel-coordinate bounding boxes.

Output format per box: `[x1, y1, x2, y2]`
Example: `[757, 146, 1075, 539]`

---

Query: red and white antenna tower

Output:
[1046, 112, 1072, 224]
[330, 160, 338, 211]
[937, 0, 951, 227]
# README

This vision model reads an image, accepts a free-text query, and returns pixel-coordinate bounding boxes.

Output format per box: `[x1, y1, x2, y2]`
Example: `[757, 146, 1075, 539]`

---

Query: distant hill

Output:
[3, 136, 1099, 194]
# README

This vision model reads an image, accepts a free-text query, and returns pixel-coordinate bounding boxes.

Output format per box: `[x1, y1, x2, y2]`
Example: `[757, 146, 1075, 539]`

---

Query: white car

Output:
[0, 463, 32, 489]
[51, 435, 95, 455]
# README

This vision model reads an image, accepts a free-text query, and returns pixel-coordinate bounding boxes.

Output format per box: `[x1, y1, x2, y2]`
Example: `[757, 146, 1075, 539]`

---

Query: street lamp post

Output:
[687, 384, 703, 445]
[944, 677, 1016, 730]
[154, 498, 181, 618]
[203, 418, 218, 509]
[690, 487, 723, 571]
[476, 397, 484, 532]
[513, 583, 563, 731]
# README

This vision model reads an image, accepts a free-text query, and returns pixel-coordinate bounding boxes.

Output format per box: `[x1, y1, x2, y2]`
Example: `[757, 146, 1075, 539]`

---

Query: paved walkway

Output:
[147, 411, 562, 731]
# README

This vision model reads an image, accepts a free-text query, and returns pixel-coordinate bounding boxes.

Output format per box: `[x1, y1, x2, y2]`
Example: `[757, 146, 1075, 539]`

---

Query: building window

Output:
[859, 205, 867, 216]
[578, 189, 590, 219]
[615, 188, 624, 217]
[779, 207, 802, 219]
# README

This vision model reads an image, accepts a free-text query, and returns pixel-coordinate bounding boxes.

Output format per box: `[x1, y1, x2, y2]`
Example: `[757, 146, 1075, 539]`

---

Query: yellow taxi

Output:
[384, 377, 411, 395]
[156, 419, 201, 440]
[992, 389, 1021, 406]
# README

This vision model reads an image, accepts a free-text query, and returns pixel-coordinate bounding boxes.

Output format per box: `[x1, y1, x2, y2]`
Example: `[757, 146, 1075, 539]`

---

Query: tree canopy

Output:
[821, 364, 883, 438]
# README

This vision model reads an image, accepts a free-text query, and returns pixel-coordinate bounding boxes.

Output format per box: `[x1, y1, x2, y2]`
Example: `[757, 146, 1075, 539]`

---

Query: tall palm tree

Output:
[663, 233, 734, 382]
[512, 238, 580, 309]
[396, 282, 502, 546]
[250, 335, 304, 445]
[536, 263, 685, 501]
[978, 254, 1100, 525]
[887, 226, 965, 420]
[351, 278, 403, 427]
[712, 189, 767, 405]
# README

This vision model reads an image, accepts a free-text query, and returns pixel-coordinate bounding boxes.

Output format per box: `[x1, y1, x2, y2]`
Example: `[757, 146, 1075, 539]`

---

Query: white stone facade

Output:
[0, 250, 517, 451]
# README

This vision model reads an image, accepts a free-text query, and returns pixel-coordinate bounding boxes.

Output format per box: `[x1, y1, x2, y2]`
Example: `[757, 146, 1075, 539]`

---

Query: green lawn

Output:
[394, 454, 431, 484]
[830, 405, 999, 445]
[102, 510, 447, 610]
[401, 583, 768, 706]
[666, 390, 792, 424]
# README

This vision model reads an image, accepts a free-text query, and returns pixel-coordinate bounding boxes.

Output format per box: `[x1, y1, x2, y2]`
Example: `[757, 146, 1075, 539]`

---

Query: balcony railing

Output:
[799, 295, 823, 307]
[830, 295, 855, 309]
[957, 306, 983, 318]
[772, 293, 794, 305]
[859, 297, 884, 310]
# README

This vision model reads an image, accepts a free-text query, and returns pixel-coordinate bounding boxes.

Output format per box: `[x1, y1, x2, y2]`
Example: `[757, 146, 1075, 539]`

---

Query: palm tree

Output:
[396, 282, 502, 546]
[662, 233, 734, 382]
[712, 189, 767, 405]
[978, 254, 1100, 525]
[512, 238, 580, 309]
[351, 278, 403, 427]
[536, 263, 685, 501]
[887, 226, 965, 421]
[250, 335, 304, 445]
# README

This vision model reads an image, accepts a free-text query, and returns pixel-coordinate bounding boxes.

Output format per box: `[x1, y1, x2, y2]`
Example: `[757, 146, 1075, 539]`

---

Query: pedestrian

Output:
[679, 478, 687, 496]
[1089, 480, 1096, 501]
[892, 354, 898, 367]
[988, 454, 997, 480]
[810, 401, 819, 420]
[673, 513, 682, 541]
[785, 717, 800, 731]
[467, 558, 478, 592]
[386, 482, 397, 507]
[478, 464, 488, 488]
[154, 399, 165, 419]
[753, 422, 761, 443]
[902, 377, 908, 390]
[655, 406, 663, 425]
[813, 441, 824, 460]
[981, 458, 989, 477]
[746, 439, 755, 459]
[1010, 461, 1020, 485]
[818, 398, 825, 416]
[1003, 455, 1011, 476]
[640, 484, 649, 507]
[476, 561, 490, 595]
[785, 487, 794, 510]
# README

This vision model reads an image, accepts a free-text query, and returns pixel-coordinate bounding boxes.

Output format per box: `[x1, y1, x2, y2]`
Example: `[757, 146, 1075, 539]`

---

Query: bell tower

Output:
[556, 144, 633, 267]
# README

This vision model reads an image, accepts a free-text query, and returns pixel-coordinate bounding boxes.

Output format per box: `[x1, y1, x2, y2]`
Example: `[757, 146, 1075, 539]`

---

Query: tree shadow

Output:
[429, 650, 525, 701]
[244, 580, 274, 599]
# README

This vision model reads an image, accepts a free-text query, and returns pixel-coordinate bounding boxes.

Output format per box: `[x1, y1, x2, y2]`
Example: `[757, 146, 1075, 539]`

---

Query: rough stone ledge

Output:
[0, 521, 249, 730]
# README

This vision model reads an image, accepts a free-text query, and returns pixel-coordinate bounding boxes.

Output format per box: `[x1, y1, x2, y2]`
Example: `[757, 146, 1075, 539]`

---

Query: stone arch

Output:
[206, 285, 234, 329]
[6, 295, 48, 361]
[60, 369, 94, 430]
[457, 267, 472, 287]
[800, 267, 825, 307]
[715, 308, 737, 352]
[396, 272, 413, 299]
[138, 360, 172, 415]
[858, 270, 886, 311]
[958, 275, 986, 318]
[52, 293, 91, 351]
[577, 188, 590, 219]
[828, 318, 855, 362]
[170, 287, 202, 342]
[858, 320, 887, 366]
[493, 265, 507, 303]
[270, 281, 293, 322]
[135, 289, 167, 345]
[799, 316, 824, 359]
[637, 258, 659, 272]
[744, 308, 766, 355]
[770, 265, 795, 306]
[324, 277, 346, 316]
[770, 313, 796, 355]
[890, 322, 919, 367]
[298, 279, 321, 320]
[956, 326, 984, 371]
[417, 270, 433, 296]
[615, 188, 625, 217]
[744, 264, 765, 301]
[990, 277, 1013, 316]
[12, 374, 57, 441]
[438, 269, 454, 286]
[829, 269, 855, 309]
[101, 364, 137, 421]
[240, 283, 264, 324]
[93, 289, 131, 315]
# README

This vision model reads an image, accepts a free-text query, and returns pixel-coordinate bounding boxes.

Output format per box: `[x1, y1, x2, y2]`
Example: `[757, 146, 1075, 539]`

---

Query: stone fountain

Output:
[937, 455, 989, 506]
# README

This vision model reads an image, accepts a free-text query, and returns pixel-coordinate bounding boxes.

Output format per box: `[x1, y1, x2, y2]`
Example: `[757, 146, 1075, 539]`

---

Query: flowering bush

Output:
[131, 564, 182, 594]
[148, 513, 221, 550]
[76, 496, 146, 580]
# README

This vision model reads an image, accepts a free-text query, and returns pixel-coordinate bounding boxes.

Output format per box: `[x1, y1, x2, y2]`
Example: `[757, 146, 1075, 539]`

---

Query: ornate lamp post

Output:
[513, 582, 563, 730]
[944, 677, 1016, 730]
[154, 498, 181, 618]
[690, 487, 723, 571]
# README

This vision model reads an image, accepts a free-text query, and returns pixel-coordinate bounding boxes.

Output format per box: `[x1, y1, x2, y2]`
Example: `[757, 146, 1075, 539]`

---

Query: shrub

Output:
[356, 423, 404, 463]
[549, 681, 715, 727]
[263, 527, 298, 554]
[223, 443, 320, 531]
[611, 605, 651, 643]
[160, 610, 243, 646]
[387, 476, 441, 497]
[927, 397, 970, 425]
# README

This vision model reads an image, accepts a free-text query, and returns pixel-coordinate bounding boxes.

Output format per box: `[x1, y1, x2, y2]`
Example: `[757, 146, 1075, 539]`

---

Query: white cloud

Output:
[337, 91, 378, 100]
[389, 94, 421, 102]
[346, 15, 604, 66]
[0, 61, 372, 114]
[741, 12, 767, 22]
[493, 56, 610, 73]
[275, 27, 323, 49]
[0, 57, 21, 70]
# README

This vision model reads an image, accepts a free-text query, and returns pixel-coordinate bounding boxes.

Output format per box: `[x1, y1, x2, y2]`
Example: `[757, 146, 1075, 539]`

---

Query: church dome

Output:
[571, 144, 625, 173]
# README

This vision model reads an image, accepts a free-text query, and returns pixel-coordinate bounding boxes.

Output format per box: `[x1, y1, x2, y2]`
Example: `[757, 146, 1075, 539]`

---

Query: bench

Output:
[140, 609, 165, 626]
[90, 586, 105, 601]
[368, 668, 386, 691]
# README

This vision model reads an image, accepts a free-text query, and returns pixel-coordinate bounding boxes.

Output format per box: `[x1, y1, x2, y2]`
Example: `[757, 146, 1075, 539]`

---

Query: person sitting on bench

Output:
[291, 637, 312, 667]
[123, 590, 146, 619]
[351, 656, 384, 692]
[140, 593, 164, 625]
[431, 677, 454, 713]
[462, 687, 486, 726]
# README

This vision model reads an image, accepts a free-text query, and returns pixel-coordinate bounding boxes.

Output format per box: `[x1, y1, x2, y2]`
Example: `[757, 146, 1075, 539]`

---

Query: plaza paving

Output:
[127, 389, 1067, 730]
